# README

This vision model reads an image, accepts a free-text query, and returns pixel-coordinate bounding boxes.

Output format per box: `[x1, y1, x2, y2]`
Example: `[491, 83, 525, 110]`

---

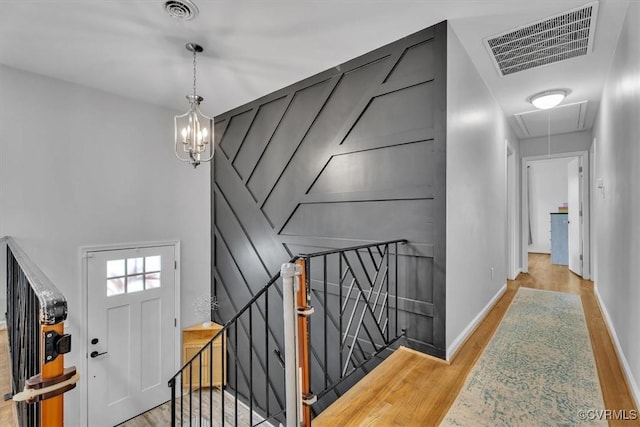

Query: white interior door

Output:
[87, 245, 176, 426]
[568, 158, 582, 276]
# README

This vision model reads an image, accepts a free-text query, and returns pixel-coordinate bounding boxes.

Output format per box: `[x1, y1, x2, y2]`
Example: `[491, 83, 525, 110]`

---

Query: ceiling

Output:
[0, 0, 630, 140]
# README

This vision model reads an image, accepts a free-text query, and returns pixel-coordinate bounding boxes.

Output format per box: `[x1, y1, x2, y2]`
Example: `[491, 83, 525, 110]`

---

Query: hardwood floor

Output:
[314, 253, 639, 426]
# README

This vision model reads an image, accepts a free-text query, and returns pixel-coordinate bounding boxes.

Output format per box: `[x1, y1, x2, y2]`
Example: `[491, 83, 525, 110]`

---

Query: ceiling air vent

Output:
[485, 2, 599, 76]
[164, 0, 199, 21]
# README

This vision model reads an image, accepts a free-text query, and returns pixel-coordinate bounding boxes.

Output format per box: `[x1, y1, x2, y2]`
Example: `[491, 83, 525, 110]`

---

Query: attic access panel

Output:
[514, 100, 588, 138]
[485, 2, 599, 76]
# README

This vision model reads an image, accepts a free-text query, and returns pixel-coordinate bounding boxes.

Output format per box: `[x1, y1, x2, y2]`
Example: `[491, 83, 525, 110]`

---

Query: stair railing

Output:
[297, 239, 407, 418]
[2, 237, 79, 427]
[168, 239, 407, 426]
[169, 257, 295, 427]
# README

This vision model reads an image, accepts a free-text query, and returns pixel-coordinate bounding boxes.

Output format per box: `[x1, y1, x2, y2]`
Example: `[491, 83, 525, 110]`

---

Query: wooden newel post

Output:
[13, 322, 78, 425]
[41, 323, 64, 427]
[296, 258, 312, 426]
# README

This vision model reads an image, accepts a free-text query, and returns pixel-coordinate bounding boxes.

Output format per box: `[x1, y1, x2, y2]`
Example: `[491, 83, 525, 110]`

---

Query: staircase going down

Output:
[167, 239, 408, 426]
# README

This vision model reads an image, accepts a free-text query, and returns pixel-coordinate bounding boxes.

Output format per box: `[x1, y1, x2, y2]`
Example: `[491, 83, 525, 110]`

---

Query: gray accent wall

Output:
[212, 22, 447, 408]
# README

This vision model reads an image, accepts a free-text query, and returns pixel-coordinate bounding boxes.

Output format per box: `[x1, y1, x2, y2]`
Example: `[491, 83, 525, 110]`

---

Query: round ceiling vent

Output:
[163, 0, 199, 21]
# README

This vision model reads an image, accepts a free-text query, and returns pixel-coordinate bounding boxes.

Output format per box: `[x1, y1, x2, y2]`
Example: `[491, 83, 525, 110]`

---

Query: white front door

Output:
[87, 245, 176, 426]
[567, 158, 582, 276]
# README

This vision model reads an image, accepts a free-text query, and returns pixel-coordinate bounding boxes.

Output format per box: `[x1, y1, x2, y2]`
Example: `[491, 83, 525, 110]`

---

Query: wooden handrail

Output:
[1, 237, 67, 325]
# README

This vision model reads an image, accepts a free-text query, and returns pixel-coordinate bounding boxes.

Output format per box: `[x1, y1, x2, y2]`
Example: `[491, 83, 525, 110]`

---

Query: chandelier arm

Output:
[174, 146, 194, 163]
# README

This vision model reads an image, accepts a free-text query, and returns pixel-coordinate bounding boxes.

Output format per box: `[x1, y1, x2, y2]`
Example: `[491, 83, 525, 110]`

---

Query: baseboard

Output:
[594, 285, 640, 409]
[400, 345, 450, 365]
[511, 268, 523, 280]
[405, 337, 446, 360]
[446, 283, 507, 361]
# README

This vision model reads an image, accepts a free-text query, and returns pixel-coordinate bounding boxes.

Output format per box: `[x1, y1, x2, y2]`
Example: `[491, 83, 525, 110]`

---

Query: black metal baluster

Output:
[189, 364, 193, 426]
[395, 242, 399, 337]
[29, 278, 39, 427]
[198, 352, 202, 423]
[249, 305, 253, 426]
[339, 253, 343, 378]
[265, 289, 270, 419]
[170, 378, 176, 427]
[386, 244, 390, 343]
[234, 323, 238, 426]
[221, 333, 225, 426]
[23, 275, 27, 425]
[180, 371, 184, 426]
[35, 291, 40, 427]
[306, 256, 311, 387]
[209, 338, 213, 426]
[323, 254, 328, 390]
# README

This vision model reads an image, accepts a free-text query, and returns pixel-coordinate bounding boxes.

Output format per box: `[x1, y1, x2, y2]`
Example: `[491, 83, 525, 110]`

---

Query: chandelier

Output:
[174, 42, 213, 168]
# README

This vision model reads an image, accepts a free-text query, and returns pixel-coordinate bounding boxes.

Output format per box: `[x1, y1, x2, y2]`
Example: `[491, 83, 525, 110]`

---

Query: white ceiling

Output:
[0, 0, 630, 139]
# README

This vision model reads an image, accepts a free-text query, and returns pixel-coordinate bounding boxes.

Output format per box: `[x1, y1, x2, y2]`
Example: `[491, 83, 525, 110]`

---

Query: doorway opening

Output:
[521, 151, 590, 278]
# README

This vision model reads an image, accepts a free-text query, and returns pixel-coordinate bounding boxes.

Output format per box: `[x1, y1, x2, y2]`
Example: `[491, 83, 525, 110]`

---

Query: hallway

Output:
[314, 253, 639, 426]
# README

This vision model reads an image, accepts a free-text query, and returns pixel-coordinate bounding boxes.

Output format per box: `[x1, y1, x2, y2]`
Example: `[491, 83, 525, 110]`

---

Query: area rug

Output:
[441, 288, 606, 426]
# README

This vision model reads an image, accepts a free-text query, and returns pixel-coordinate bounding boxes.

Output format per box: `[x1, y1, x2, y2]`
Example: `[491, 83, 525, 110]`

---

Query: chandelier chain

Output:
[192, 48, 197, 98]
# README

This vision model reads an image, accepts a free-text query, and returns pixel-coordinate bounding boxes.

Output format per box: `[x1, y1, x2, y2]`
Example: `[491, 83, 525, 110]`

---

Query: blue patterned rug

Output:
[441, 288, 606, 426]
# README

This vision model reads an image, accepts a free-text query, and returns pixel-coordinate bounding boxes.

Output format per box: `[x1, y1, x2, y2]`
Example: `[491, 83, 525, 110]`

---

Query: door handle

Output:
[90, 350, 108, 358]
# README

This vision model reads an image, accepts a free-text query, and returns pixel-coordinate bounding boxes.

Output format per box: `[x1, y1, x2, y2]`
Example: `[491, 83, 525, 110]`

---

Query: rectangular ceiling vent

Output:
[485, 2, 599, 76]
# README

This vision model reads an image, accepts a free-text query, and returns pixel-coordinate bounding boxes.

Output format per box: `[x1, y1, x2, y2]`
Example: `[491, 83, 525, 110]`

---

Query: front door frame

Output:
[521, 151, 590, 278]
[79, 240, 181, 426]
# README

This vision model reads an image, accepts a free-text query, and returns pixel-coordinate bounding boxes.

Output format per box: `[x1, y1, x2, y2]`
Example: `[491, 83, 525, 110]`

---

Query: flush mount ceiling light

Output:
[529, 89, 569, 110]
[174, 43, 213, 168]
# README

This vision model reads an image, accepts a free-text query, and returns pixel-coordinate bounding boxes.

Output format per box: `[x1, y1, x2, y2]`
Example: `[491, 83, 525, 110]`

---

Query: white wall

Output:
[527, 158, 570, 253]
[520, 130, 592, 158]
[0, 65, 211, 425]
[445, 24, 517, 358]
[592, 1, 640, 405]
